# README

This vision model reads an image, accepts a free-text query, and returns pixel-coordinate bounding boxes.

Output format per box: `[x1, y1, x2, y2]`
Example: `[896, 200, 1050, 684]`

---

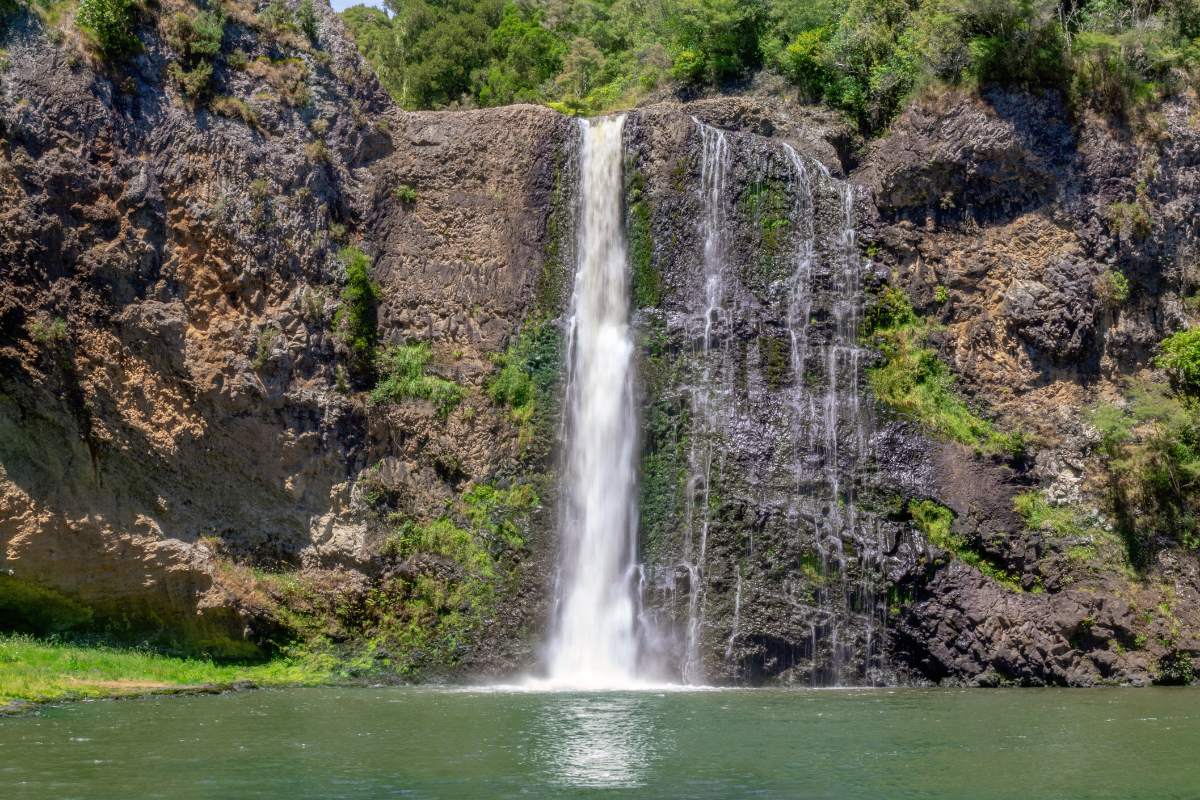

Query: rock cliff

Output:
[1, 0, 1197, 684]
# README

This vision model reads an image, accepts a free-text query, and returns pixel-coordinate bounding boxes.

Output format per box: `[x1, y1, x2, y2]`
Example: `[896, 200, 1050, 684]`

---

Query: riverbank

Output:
[0, 635, 334, 714]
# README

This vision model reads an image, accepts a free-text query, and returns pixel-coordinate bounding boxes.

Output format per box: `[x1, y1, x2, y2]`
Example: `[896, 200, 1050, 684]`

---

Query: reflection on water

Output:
[535, 694, 659, 789]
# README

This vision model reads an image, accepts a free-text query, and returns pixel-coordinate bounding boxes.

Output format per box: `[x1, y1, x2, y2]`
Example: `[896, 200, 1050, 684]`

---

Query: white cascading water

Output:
[680, 119, 730, 685]
[543, 115, 642, 689]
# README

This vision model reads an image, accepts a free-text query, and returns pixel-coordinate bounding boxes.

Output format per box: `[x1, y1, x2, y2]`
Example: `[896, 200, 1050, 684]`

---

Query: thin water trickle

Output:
[543, 115, 642, 689]
[680, 118, 732, 685]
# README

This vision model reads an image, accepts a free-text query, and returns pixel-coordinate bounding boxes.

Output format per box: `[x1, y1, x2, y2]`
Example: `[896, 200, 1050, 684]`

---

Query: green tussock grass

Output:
[371, 342, 464, 418]
[909, 499, 1029, 592]
[865, 288, 1022, 457]
[0, 634, 333, 707]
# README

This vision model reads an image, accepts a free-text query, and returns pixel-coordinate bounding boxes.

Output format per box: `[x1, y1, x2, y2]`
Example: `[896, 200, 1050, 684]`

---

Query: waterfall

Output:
[779, 144, 876, 685]
[680, 119, 731, 685]
[544, 115, 642, 689]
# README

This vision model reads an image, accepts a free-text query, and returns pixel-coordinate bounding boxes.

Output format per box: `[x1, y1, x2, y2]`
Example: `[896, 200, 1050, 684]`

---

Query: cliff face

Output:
[1, 1, 1197, 684]
[0, 0, 571, 668]
[860, 89, 1200, 685]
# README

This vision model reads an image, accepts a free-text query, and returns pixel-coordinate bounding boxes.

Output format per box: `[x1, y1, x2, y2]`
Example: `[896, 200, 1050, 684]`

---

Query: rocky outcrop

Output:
[859, 87, 1200, 685]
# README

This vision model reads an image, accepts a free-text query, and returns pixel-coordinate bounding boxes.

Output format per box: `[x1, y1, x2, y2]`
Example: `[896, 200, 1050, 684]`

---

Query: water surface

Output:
[2, 687, 1198, 799]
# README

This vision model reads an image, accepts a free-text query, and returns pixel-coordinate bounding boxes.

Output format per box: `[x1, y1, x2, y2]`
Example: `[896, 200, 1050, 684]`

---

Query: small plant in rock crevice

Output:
[333, 246, 379, 372]
[371, 342, 464, 419]
[394, 184, 418, 204]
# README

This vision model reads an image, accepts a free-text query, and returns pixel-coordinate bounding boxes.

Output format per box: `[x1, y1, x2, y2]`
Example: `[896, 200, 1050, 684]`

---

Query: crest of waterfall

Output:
[680, 118, 731, 685]
[543, 115, 642, 689]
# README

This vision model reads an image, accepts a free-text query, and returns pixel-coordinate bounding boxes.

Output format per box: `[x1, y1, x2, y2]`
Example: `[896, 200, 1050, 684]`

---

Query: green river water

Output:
[1, 686, 1198, 799]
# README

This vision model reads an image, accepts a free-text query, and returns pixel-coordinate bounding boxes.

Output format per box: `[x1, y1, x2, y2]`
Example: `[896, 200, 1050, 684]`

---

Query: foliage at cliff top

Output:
[0, 634, 331, 707]
[341, 0, 1200, 130]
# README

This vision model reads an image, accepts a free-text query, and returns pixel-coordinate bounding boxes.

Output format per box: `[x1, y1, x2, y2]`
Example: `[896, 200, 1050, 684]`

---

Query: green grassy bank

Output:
[0, 635, 333, 710]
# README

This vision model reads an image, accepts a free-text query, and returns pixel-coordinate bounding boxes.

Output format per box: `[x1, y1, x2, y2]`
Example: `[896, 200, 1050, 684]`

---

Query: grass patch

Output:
[371, 342, 464, 419]
[626, 169, 660, 308]
[0, 634, 330, 706]
[864, 288, 1022, 456]
[909, 498, 1026, 592]
[488, 321, 561, 452]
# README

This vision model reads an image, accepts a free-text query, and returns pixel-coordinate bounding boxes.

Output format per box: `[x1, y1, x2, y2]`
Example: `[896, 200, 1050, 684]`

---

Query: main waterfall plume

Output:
[543, 115, 642, 689]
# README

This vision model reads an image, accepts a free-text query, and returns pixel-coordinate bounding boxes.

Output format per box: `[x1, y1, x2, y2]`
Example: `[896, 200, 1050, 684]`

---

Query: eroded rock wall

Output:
[0, 1, 571, 666]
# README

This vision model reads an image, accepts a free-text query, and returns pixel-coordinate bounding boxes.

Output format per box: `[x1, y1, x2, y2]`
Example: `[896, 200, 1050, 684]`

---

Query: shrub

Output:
[27, 315, 68, 345]
[394, 184, 418, 204]
[170, 60, 214, 99]
[1106, 200, 1152, 240]
[1091, 380, 1200, 562]
[371, 343, 464, 419]
[76, 0, 138, 58]
[247, 56, 311, 107]
[210, 95, 259, 128]
[297, 0, 318, 44]
[774, 27, 832, 101]
[1096, 269, 1130, 306]
[252, 326, 280, 370]
[1157, 328, 1200, 394]
[166, 8, 225, 101]
[305, 139, 330, 164]
[334, 247, 379, 368]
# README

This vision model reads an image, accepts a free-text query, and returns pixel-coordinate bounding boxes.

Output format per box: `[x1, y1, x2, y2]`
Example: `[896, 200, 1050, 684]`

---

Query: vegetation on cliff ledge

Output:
[371, 342, 465, 418]
[1092, 329, 1200, 564]
[863, 287, 1022, 457]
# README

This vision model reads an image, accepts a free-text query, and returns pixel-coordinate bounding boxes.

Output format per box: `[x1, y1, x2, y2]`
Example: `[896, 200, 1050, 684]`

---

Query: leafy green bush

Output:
[371, 343, 464, 418]
[1096, 269, 1130, 306]
[297, 0, 318, 44]
[76, 0, 138, 58]
[334, 246, 380, 368]
[864, 287, 1022, 456]
[394, 184, 418, 204]
[1092, 381, 1200, 562]
[1157, 328, 1200, 394]
[166, 8, 226, 101]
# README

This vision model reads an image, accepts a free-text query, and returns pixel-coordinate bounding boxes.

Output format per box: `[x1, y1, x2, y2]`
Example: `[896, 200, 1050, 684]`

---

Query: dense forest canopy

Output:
[341, 0, 1200, 131]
